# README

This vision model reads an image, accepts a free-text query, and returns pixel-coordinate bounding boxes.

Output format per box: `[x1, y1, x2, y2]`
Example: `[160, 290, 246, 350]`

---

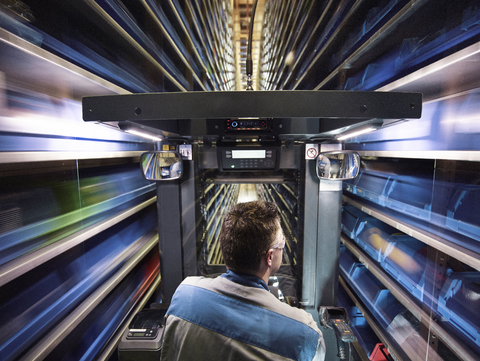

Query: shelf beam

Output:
[343, 195, 480, 272]
[0, 28, 128, 100]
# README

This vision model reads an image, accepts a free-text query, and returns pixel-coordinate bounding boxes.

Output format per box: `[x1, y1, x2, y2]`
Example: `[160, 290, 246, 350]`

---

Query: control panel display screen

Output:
[232, 150, 266, 159]
[220, 148, 277, 170]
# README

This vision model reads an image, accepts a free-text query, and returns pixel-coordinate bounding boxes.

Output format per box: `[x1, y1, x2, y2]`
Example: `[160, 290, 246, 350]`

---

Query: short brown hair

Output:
[219, 201, 280, 273]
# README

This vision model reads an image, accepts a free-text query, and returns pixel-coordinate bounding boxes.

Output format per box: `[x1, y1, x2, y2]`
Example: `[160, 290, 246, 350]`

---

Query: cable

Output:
[337, 339, 349, 361]
[246, 0, 258, 90]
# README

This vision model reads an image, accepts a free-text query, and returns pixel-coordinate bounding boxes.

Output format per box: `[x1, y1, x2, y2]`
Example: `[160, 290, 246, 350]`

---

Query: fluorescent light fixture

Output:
[336, 126, 377, 140]
[124, 129, 163, 141]
[335, 120, 384, 141]
[118, 121, 164, 141]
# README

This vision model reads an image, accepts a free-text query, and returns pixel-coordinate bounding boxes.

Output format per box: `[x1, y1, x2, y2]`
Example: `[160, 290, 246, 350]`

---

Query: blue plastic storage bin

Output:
[342, 206, 429, 302]
[341, 205, 366, 239]
[381, 235, 427, 302]
[341, 205, 398, 262]
[355, 218, 399, 262]
[446, 185, 480, 242]
[343, 176, 358, 194]
[385, 175, 433, 221]
[350, 264, 386, 309]
[339, 245, 359, 275]
[345, 171, 434, 222]
[374, 289, 405, 328]
[354, 171, 390, 207]
[437, 272, 480, 348]
[342, 205, 399, 262]
[341, 252, 404, 330]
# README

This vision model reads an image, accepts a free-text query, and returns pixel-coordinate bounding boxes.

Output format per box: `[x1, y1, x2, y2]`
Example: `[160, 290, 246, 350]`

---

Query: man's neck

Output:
[223, 269, 269, 291]
[252, 269, 270, 285]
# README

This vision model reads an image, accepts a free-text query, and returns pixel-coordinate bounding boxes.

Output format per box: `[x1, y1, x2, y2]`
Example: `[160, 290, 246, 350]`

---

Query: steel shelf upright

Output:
[165, 0, 216, 89]
[138, 0, 209, 91]
[188, 0, 236, 90]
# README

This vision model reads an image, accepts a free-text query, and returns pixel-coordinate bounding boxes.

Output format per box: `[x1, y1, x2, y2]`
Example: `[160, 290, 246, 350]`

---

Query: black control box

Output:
[217, 139, 281, 171]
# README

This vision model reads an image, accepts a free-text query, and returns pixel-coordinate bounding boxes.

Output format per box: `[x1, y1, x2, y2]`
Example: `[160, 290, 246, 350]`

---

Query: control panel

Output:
[217, 141, 281, 171]
[225, 118, 271, 132]
[118, 307, 166, 361]
[126, 328, 160, 340]
[220, 148, 276, 170]
[331, 319, 356, 343]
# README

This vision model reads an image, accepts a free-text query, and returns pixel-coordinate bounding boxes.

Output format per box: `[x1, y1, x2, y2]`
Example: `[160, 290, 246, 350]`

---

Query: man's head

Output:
[219, 200, 283, 275]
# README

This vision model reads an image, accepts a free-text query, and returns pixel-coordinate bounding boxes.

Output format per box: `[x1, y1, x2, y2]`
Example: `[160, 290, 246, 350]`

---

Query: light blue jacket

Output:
[161, 271, 325, 360]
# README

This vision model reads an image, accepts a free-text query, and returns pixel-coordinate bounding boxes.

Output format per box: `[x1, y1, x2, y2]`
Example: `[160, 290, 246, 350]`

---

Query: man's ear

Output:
[265, 249, 274, 267]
